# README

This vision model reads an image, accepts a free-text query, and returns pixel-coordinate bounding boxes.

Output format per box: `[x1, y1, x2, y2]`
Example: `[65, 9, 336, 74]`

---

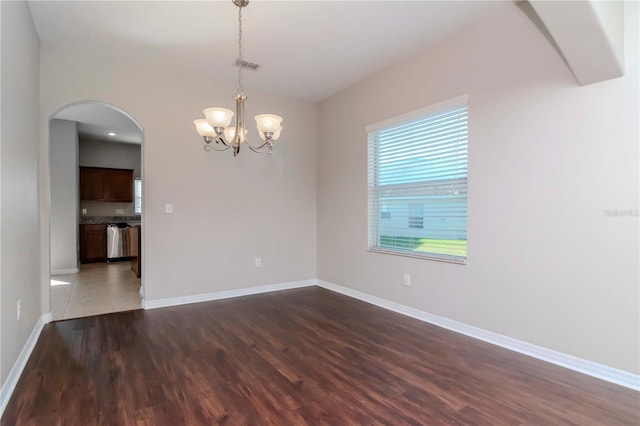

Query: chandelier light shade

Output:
[223, 126, 248, 144]
[204, 108, 234, 128]
[194, 0, 283, 156]
[255, 114, 283, 133]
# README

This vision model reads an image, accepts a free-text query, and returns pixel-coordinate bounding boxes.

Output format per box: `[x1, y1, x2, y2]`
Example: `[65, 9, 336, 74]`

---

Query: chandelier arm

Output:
[246, 140, 270, 151]
[204, 143, 231, 152]
[247, 145, 267, 153]
[247, 141, 273, 153]
[216, 135, 230, 146]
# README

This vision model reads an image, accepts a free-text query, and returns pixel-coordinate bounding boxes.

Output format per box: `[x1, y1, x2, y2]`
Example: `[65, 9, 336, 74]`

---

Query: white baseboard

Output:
[143, 279, 316, 310]
[316, 279, 639, 391]
[51, 268, 78, 275]
[0, 314, 49, 417]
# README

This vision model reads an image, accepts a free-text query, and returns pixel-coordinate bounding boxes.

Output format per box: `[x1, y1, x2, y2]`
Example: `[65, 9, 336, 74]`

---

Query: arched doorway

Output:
[48, 101, 144, 320]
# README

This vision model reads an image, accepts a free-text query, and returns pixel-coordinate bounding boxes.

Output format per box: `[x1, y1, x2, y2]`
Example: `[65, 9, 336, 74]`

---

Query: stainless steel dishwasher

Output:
[107, 223, 130, 259]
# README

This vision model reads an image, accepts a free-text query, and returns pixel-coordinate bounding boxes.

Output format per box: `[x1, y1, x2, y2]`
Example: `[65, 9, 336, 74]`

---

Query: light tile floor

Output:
[50, 261, 141, 320]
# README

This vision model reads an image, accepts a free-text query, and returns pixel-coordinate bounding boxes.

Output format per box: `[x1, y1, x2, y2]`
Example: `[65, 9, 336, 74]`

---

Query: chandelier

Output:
[193, 0, 283, 156]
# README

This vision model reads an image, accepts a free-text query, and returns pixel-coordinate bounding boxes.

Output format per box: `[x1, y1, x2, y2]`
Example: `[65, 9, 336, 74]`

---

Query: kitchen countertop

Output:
[80, 216, 141, 225]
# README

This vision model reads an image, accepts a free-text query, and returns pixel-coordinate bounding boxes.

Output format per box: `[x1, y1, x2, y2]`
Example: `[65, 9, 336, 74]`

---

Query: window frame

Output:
[366, 95, 468, 264]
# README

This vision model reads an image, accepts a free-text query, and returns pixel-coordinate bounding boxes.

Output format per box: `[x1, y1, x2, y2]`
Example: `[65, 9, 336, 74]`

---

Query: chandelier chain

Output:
[237, 4, 243, 94]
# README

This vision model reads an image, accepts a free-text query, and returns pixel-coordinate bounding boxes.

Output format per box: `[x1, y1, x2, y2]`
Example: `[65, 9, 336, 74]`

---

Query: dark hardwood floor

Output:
[2, 287, 638, 425]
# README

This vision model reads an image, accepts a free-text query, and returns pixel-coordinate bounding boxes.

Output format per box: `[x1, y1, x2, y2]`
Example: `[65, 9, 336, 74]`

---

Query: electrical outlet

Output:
[255, 258, 262, 268]
[165, 203, 173, 214]
[17, 299, 21, 320]
[115, 208, 124, 215]
[403, 274, 411, 287]
[82, 208, 87, 215]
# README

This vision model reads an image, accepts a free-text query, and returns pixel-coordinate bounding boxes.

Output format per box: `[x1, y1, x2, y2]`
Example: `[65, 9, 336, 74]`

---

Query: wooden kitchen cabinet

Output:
[106, 169, 134, 202]
[79, 224, 107, 263]
[80, 167, 134, 202]
[79, 167, 107, 201]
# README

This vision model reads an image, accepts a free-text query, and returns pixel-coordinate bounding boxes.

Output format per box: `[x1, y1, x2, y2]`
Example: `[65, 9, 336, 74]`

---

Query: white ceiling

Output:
[54, 103, 143, 144]
[28, 0, 514, 102]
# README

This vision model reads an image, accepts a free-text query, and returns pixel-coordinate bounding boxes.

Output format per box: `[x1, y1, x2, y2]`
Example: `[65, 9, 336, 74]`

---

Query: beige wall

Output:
[79, 138, 141, 217]
[39, 49, 317, 304]
[50, 119, 78, 273]
[0, 1, 41, 384]
[317, 4, 639, 374]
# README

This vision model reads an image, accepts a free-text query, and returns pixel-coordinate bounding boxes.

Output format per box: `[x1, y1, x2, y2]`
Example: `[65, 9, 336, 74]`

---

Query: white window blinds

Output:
[367, 97, 468, 263]
[134, 178, 142, 215]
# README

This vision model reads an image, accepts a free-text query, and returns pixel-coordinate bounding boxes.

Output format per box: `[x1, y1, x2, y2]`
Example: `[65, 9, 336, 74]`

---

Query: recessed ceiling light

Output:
[108, 132, 117, 137]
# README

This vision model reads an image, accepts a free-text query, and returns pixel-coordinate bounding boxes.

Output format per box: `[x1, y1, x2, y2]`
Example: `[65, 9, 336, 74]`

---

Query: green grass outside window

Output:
[380, 236, 467, 257]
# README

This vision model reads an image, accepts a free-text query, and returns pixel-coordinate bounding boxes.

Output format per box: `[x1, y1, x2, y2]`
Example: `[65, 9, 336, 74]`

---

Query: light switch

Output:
[81, 208, 87, 215]
[165, 203, 173, 214]
[115, 209, 124, 215]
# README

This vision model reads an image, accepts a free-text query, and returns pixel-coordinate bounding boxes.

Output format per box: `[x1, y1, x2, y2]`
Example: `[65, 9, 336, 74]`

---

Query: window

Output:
[408, 203, 424, 229]
[381, 205, 391, 219]
[367, 96, 468, 263]
[134, 178, 142, 215]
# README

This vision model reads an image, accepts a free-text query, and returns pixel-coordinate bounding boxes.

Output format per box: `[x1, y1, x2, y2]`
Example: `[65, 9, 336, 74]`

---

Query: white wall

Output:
[317, 3, 639, 374]
[39, 50, 317, 305]
[79, 138, 141, 217]
[49, 119, 78, 273]
[0, 0, 41, 385]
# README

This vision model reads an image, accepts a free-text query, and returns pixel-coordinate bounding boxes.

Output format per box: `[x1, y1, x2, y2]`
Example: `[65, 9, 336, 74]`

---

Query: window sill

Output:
[368, 248, 467, 265]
